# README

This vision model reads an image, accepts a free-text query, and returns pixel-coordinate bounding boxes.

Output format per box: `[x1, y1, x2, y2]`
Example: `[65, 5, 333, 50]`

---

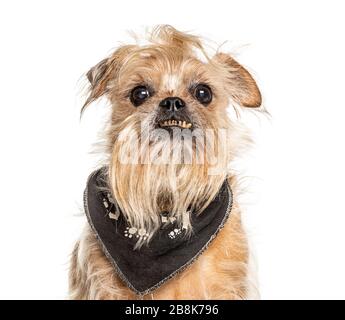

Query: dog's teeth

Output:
[161, 119, 191, 128]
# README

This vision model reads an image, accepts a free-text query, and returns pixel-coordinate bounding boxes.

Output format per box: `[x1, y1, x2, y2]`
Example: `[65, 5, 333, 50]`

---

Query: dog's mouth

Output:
[158, 118, 193, 129]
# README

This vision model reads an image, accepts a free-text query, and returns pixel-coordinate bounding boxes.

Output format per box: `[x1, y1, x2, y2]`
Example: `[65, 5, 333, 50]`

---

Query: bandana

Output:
[84, 167, 233, 295]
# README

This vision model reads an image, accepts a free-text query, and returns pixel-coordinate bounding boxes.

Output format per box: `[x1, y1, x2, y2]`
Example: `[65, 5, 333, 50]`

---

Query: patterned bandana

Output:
[84, 167, 233, 295]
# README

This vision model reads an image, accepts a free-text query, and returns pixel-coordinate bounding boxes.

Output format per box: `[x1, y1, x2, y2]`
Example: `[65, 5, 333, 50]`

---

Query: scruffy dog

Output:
[69, 25, 262, 300]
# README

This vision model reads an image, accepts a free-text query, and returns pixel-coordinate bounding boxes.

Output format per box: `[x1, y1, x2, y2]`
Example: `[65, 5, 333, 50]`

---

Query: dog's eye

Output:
[130, 86, 151, 107]
[193, 84, 212, 105]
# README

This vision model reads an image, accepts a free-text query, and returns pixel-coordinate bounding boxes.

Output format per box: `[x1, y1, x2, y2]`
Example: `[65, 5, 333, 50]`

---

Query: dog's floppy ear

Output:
[82, 46, 134, 113]
[86, 58, 109, 90]
[82, 58, 113, 113]
[213, 53, 261, 108]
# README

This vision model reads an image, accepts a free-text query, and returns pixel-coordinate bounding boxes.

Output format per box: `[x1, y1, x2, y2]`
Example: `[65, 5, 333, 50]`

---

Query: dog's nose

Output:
[159, 97, 185, 112]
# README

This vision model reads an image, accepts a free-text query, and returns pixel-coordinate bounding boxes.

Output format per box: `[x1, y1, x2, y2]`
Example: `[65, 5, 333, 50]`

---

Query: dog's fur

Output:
[69, 25, 261, 299]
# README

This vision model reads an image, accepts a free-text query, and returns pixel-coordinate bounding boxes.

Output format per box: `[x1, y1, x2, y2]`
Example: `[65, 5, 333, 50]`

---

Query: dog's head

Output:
[83, 26, 261, 246]
[83, 26, 260, 129]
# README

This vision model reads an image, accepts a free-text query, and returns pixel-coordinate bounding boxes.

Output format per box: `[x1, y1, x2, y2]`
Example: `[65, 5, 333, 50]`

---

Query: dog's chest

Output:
[84, 168, 234, 296]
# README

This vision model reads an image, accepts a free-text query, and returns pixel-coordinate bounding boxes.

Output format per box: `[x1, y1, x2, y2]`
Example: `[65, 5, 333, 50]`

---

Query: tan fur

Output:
[70, 25, 261, 299]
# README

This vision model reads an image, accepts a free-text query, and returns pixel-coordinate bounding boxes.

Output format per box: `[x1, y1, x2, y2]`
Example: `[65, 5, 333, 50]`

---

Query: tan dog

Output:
[69, 25, 262, 300]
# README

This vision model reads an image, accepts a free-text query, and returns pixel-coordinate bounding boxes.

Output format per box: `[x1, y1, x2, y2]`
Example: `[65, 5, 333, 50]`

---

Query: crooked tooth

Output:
[186, 123, 192, 128]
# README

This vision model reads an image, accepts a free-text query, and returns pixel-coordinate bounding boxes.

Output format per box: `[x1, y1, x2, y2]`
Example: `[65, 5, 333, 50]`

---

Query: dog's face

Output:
[84, 28, 260, 136]
[83, 26, 261, 246]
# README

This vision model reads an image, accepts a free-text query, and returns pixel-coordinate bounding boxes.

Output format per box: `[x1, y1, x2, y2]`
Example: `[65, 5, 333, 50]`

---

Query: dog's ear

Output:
[82, 46, 134, 114]
[86, 58, 109, 90]
[213, 53, 261, 108]
[81, 58, 112, 113]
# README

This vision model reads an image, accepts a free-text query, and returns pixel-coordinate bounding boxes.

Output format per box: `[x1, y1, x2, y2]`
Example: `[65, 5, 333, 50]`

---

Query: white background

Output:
[1, 0, 345, 299]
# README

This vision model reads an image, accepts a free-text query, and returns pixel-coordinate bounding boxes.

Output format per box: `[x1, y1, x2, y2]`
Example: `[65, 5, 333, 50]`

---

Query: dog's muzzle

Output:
[157, 97, 193, 129]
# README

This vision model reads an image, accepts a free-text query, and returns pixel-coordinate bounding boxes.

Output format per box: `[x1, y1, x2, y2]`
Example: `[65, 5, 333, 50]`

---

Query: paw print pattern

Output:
[104, 198, 191, 242]
[161, 212, 190, 240]
[168, 228, 182, 239]
[124, 227, 149, 241]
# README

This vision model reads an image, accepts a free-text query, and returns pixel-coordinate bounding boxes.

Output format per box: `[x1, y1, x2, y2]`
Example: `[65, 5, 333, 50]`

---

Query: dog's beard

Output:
[108, 115, 230, 248]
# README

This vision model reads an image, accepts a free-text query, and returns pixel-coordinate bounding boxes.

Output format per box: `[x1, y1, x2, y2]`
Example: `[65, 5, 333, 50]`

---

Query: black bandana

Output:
[84, 168, 233, 295]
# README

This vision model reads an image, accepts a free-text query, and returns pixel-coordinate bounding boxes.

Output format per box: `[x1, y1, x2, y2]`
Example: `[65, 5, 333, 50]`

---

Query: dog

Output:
[69, 25, 262, 300]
